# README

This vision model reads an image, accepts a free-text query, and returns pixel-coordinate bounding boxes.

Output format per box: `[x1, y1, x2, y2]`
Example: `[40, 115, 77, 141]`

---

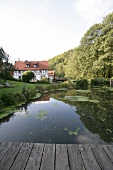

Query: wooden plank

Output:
[40, 144, 55, 170]
[10, 143, 33, 170]
[91, 144, 113, 170]
[0, 142, 23, 170]
[67, 144, 84, 170]
[107, 145, 113, 154]
[25, 143, 44, 170]
[0, 143, 113, 170]
[79, 144, 101, 170]
[102, 145, 113, 163]
[56, 144, 69, 170]
[0, 142, 12, 161]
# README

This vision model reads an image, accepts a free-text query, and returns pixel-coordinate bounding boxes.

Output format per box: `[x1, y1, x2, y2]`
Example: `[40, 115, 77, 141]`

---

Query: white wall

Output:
[13, 70, 49, 80]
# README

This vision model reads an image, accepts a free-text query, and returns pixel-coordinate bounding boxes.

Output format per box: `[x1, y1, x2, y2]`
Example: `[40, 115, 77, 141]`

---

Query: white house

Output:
[13, 60, 50, 81]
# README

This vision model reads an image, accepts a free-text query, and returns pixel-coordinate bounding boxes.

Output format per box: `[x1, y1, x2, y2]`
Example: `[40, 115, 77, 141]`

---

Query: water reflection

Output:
[0, 88, 113, 144]
[51, 88, 113, 143]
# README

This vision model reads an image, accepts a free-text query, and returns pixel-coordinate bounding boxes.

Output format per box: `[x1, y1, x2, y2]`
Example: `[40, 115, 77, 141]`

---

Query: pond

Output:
[0, 88, 113, 144]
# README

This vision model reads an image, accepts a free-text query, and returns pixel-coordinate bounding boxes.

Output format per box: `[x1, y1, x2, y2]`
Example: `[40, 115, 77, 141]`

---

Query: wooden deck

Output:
[0, 143, 113, 170]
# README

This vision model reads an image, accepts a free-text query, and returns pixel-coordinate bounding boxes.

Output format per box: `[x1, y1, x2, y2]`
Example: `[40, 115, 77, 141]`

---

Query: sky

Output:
[0, 0, 113, 63]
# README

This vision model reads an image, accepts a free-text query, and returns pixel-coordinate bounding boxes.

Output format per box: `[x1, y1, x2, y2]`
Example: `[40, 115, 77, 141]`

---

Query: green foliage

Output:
[22, 85, 37, 99]
[22, 70, 35, 82]
[91, 78, 109, 86]
[49, 49, 73, 78]
[0, 81, 37, 111]
[37, 77, 50, 84]
[36, 82, 71, 92]
[0, 47, 14, 83]
[49, 12, 113, 80]
[0, 92, 26, 107]
[75, 79, 89, 90]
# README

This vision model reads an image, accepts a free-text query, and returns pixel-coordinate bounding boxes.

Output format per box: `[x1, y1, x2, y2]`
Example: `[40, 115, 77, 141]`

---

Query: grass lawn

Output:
[0, 80, 39, 95]
[0, 79, 48, 119]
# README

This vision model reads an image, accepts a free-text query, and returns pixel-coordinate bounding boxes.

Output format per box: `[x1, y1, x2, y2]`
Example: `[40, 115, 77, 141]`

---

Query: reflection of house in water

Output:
[34, 94, 50, 104]
[15, 103, 30, 116]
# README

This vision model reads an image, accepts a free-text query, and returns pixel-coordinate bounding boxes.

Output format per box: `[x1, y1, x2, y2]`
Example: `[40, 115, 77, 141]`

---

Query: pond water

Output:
[0, 88, 113, 144]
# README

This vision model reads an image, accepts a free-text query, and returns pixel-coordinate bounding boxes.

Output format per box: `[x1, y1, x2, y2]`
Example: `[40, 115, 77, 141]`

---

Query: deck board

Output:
[25, 143, 44, 170]
[67, 144, 84, 170]
[0, 142, 12, 161]
[79, 144, 101, 170]
[0, 143, 113, 170]
[56, 144, 69, 170]
[91, 144, 113, 170]
[40, 144, 55, 170]
[10, 143, 33, 170]
[0, 143, 23, 170]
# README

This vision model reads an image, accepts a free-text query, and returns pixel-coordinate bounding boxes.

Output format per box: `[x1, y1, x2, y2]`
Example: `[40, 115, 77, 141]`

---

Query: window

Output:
[42, 70, 44, 74]
[15, 71, 18, 75]
[36, 70, 40, 75]
[26, 64, 29, 68]
[34, 64, 37, 68]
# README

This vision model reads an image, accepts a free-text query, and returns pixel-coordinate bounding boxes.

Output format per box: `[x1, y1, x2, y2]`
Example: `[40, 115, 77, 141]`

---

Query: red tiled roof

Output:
[14, 60, 48, 70]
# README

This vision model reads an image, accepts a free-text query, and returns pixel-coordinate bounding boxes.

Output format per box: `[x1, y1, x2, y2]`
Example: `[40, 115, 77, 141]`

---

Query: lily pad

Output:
[36, 110, 48, 121]
[64, 96, 89, 101]
[64, 127, 80, 136]
[64, 96, 99, 103]
[76, 90, 91, 93]
[88, 100, 100, 104]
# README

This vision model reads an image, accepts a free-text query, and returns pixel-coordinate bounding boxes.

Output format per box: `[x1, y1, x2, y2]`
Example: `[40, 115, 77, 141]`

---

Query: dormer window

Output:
[26, 64, 30, 68]
[34, 64, 37, 68]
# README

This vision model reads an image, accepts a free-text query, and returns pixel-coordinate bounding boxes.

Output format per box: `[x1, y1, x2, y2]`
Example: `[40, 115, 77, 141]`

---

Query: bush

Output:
[37, 77, 50, 84]
[75, 79, 89, 89]
[0, 99, 4, 109]
[0, 92, 26, 106]
[22, 86, 37, 99]
[91, 78, 109, 86]
[36, 82, 72, 92]
[0, 87, 36, 107]
[22, 70, 35, 83]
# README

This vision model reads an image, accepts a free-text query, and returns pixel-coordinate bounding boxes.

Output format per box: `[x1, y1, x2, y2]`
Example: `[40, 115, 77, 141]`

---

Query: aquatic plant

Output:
[64, 95, 99, 103]
[76, 90, 91, 93]
[36, 110, 48, 121]
[64, 127, 80, 136]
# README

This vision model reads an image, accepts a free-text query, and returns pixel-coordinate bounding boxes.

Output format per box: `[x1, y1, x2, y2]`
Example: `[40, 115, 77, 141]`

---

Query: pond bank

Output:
[0, 84, 113, 120]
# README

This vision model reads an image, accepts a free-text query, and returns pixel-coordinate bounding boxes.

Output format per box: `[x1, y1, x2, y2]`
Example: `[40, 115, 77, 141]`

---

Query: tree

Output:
[22, 70, 35, 82]
[48, 12, 113, 80]
[0, 47, 14, 84]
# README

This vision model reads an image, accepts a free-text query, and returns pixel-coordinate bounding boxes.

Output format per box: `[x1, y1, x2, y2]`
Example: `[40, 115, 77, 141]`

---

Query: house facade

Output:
[13, 60, 50, 81]
[48, 70, 55, 83]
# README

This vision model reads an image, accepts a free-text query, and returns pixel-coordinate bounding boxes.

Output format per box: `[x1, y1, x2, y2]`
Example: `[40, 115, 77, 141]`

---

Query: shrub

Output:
[91, 78, 109, 86]
[22, 70, 35, 83]
[37, 77, 50, 84]
[0, 99, 4, 109]
[22, 86, 37, 99]
[0, 92, 26, 106]
[75, 79, 89, 89]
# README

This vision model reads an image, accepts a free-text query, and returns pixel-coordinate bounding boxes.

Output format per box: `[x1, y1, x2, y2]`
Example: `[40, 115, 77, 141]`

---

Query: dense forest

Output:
[49, 12, 113, 80]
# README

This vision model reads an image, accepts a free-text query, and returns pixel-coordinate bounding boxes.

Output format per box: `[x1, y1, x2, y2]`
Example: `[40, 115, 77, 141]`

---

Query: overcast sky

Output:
[0, 0, 113, 63]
